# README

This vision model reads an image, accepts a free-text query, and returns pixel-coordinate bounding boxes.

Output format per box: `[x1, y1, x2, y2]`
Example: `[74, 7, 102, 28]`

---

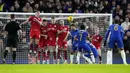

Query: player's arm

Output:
[57, 29, 65, 34]
[86, 33, 92, 41]
[20, 16, 31, 25]
[63, 31, 69, 41]
[99, 35, 103, 42]
[33, 18, 42, 25]
[41, 34, 47, 37]
[17, 22, 23, 41]
[21, 20, 29, 25]
[104, 28, 110, 46]
[121, 27, 125, 39]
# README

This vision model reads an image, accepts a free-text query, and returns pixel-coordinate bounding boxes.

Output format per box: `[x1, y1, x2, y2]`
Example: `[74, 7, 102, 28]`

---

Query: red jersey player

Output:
[46, 17, 57, 64]
[22, 11, 42, 56]
[91, 27, 102, 63]
[57, 20, 69, 64]
[38, 20, 48, 64]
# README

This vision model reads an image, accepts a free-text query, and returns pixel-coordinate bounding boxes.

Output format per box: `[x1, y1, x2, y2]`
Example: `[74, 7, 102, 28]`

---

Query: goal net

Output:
[0, 12, 112, 64]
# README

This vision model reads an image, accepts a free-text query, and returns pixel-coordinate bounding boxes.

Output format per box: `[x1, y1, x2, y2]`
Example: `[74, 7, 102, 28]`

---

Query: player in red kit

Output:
[47, 17, 57, 64]
[57, 20, 69, 64]
[21, 11, 42, 63]
[91, 27, 102, 64]
[38, 20, 48, 64]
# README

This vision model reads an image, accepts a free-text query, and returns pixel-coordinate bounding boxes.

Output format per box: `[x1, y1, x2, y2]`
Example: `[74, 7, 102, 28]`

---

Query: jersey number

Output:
[80, 33, 82, 41]
[114, 25, 118, 31]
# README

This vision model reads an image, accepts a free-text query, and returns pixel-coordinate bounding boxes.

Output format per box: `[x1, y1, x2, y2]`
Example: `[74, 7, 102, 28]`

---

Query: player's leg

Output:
[37, 48, 41, 64]
[70, 43, 78, 64]
[53, 47, 57, 64]
[48, 45, 53, 64]
[57, 43, 61, 64]
[12, 37, 19, 64]
[67, 40, 74, 64]
[46, 46, 50, 64]
[84, 44, 95, 64]
[29, 38, 33, 53]
[76, 45, 84, 64]
[3, 37, 11, 63]
[34, 39, 39, 54]
[107, 39, 115, 64]
[106, 49, 112, 64]
[97, 49, 102, 64]
[51, 41, 57, 64]
[82, 53, 93, 64]
[12, 48, 16, 64]
[117, 39, 127, 64]
[76, 51, 81, 64]
[42, 48, 47, 64]
[63, 42, 68, 64]
[91, 46, 98, 63]
[3, 47, 10, 63]
[70, 50, 74, 64]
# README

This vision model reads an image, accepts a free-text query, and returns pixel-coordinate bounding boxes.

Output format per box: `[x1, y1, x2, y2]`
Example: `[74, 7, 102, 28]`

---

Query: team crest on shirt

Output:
[54, 25, 56, 27]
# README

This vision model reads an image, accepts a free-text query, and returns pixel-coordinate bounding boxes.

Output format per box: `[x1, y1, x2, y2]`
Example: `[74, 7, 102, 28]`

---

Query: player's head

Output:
[59, 19, 64, 26]
[35, 11, 40, 17]
[94, 27, 99, 34]
[10, 14, 15, 19]
[114, 19, 120, 24]
[42, 19, 47, 26]
[51, 17, 56, 24]
[70, 24, 76, 30]
[80, 24, 86, 30]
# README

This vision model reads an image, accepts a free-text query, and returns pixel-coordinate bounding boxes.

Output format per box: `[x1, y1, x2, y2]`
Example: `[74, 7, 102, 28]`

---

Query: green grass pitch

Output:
[0, 64, 130, 73]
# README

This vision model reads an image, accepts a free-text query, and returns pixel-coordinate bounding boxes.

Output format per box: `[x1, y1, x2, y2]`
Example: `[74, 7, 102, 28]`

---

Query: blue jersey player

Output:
[76, 25, 95, 64]
[104, 20, 127, 64]
[70, 24, 79, 64]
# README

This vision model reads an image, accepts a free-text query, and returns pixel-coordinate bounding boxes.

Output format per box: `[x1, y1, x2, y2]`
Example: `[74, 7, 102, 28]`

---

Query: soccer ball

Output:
[68, 16, 73, 22]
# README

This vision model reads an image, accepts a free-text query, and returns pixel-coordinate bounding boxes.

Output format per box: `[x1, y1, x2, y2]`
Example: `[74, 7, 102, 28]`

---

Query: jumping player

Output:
[104, 19, 127, 64]
[57, 20, 69, 64]
[21, 11, 42, 55]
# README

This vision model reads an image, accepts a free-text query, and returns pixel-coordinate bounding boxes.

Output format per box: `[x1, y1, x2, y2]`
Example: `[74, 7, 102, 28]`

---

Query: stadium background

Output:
[0, 0, 130, 64]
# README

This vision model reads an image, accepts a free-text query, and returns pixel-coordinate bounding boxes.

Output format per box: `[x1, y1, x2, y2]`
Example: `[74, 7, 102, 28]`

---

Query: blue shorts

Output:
[109, 37, 124, 49]
[78, 43, 91, 53]
[72, 42, 78, 51]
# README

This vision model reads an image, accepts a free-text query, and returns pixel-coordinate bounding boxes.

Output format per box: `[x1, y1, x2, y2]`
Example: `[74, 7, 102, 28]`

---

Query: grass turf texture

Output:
[0, 64, 130, 73]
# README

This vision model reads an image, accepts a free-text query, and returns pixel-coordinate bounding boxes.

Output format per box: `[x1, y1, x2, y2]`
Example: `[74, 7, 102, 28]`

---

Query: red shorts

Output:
[96, 46, 101, 49]
[39, 38, 47, 49]
[94, 45, 101, 49]
[58, 40, 68, 49]
[30, 29, 40, 39]
[47, 40, 56, 46]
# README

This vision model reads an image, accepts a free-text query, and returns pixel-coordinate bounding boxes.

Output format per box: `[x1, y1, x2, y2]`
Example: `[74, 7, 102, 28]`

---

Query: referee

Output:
[3, 14, 21, 64]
